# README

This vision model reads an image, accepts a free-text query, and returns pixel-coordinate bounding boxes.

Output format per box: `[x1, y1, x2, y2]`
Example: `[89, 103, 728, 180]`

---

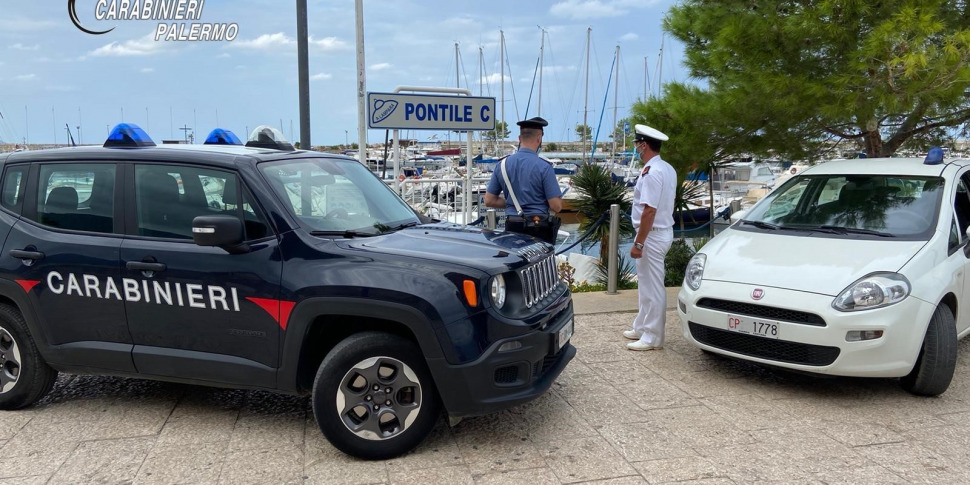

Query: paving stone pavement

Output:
[2, 301, 970, 484]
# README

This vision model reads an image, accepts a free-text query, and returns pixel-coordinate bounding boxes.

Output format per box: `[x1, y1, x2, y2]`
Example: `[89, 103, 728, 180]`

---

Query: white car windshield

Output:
[742, 174, 944, 239]
[260, 157, 420, 235]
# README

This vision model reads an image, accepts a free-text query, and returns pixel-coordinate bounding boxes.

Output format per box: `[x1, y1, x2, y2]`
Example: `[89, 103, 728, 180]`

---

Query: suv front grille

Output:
[689, 322, 839, 366]
[520, 254, 560, 308]
[696, 298, 826, 326]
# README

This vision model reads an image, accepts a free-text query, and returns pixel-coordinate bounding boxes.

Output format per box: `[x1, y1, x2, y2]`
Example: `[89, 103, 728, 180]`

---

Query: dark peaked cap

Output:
[516, 117, 549, 129]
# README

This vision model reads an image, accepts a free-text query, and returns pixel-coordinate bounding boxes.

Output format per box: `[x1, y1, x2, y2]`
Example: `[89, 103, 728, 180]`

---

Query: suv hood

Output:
[338, 223, 550, 272]
[701, 229, 928, 296]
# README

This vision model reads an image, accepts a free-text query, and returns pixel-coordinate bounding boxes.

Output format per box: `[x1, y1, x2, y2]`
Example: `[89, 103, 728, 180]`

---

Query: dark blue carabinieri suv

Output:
[0, 124, 574, 459]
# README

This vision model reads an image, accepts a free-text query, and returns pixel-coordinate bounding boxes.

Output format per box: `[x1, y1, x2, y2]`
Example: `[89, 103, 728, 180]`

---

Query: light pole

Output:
[345, 130, 349, 147]
[297, 0, 310, 149]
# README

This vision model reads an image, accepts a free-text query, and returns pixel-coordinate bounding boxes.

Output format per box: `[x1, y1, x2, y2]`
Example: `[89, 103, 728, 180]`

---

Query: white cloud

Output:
[234, 32, 292, 50]
[369, 62, 392, 71]
[481, 73, 511, 84]
[15, 74, 37, 81]
[9, 43, 39, 51]
[216, 53, 231, 59]
[234, 33, 349, 53]
[549, 0, 657, 19]
[310, 73, 332, 81]
[140, 68, 155, 73]
[0, 17, 57, 32]
[88, 34, 166, 57]
[620, 32, 639, 41]
[309, 36, 349, 52]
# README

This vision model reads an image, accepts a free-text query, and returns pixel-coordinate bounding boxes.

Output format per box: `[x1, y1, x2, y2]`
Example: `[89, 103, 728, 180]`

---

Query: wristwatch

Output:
[633, 242, 644, 250]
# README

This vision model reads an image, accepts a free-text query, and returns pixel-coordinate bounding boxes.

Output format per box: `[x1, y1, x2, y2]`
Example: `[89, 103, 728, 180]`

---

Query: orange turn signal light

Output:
[463, 280, 478, 307]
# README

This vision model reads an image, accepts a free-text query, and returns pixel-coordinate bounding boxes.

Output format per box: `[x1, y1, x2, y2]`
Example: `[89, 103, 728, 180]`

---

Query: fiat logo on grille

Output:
[751, 288, 764, 300]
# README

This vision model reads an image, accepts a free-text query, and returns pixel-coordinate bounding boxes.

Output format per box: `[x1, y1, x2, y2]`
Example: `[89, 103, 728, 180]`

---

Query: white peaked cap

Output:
[634, 124, 669, 142]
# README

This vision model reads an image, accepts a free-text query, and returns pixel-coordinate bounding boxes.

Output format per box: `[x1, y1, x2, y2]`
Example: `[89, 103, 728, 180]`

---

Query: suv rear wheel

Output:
[900, 304, 957, 396]
[311, 331, 440, 459]
[0, 304, 58, 409]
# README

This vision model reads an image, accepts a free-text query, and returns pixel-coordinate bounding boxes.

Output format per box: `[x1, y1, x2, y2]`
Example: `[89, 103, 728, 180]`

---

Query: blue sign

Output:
[623, 121, 630, 132]
[367, 92, 496, 131]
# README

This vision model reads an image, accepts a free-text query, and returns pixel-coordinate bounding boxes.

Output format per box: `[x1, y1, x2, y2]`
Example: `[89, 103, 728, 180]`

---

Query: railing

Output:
[390, 176, 498, 224]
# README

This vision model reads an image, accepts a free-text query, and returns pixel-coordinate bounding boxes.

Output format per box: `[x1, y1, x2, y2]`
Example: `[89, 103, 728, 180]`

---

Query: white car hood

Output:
[701, 229, 929, 296]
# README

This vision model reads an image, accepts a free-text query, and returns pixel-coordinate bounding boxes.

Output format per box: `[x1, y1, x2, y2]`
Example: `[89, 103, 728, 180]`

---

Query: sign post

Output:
[369, 87, 495, 225]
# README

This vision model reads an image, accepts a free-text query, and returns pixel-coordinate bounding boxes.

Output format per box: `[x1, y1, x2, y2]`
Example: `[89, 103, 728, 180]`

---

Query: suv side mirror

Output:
[192, 215, 248, 254]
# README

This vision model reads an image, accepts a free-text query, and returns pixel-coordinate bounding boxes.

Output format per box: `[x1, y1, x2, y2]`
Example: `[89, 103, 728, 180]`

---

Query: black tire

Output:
[0, 304, 57, 409]
[900, 304, 957, 397]
[311, 331, 440, 460]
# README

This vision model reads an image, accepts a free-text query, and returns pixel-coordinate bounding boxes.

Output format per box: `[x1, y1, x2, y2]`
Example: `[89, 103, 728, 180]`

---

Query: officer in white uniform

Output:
[625, 125, 677, 350]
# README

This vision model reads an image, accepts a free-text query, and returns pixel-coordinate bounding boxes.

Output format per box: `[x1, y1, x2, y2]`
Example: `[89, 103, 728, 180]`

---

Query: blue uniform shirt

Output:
[486, 147, 562, 215]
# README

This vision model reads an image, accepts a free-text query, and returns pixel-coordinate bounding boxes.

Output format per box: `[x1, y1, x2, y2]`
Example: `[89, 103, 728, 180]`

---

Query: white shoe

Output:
[627, 341, 663, 351]
[622, 330, 642, 340]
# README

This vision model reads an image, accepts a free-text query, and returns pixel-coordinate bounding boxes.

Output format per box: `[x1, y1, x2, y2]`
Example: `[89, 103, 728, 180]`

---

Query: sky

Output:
[0, 0, 688, 146]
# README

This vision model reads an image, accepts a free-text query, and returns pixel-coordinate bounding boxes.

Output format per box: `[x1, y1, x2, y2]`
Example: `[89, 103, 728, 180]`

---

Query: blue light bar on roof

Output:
[924, 147, 944, 165]
[104, 123, 155, 148]
[204, 128, 243, 145]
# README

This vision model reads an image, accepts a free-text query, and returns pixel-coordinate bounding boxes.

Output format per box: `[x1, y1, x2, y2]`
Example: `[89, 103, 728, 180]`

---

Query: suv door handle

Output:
[126, 261, 167, 272]
[9, 249, 44, 261]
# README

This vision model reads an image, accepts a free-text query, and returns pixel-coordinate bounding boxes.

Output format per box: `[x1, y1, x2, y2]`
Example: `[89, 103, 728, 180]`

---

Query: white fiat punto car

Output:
[678, 152, 970, 395]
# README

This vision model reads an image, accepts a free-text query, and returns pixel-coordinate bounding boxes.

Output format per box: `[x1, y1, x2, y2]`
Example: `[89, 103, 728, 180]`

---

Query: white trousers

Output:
[632, 228, 674, 346]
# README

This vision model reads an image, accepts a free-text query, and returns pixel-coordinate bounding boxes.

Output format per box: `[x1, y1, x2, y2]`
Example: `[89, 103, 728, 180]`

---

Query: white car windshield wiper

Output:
[816, 225, 896, 237]
[743, 220, 782, 230]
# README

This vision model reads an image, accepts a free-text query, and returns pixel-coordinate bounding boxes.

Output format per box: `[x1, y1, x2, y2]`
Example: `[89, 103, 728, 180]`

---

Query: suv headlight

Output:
[489, 274, 506, 309]
[833, 273, 910, 312]
[685, 254, 706, 290]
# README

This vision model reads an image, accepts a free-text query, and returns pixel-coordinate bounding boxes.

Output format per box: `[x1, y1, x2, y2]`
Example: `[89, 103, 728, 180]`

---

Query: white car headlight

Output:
[685, 254, 706, 291]
[833, 273, 910, 312]
[489, 274, 506, 309]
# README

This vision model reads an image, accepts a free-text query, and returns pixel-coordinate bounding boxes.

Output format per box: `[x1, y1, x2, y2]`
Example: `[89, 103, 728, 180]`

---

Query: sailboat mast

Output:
[538, 27, 545, 118]
[656, 34, 664, 98]
[612, 44, 619, 159]
[500, 30, 505, 145]
[455, 42, 460, 89]
[643, 57, 648, 100]
[582, 27, 590, 163]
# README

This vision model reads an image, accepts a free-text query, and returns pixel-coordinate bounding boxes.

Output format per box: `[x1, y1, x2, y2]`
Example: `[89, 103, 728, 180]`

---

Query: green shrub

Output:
[664, 239, 695, 286]
[570, 281, 608, 293]
[594, 254, 638, 290]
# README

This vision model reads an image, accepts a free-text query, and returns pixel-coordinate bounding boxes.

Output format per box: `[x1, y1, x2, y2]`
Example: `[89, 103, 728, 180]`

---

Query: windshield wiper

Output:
[743, 220, 781, 230]
[391, 221, 421, 231]
[816, 225, 895, 237]
[309, 230, 377, 238]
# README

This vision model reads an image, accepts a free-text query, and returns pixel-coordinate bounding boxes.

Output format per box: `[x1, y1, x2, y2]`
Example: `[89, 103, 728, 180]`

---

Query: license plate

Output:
[726, 314, 780, 339]
[557, 317, 574, 351]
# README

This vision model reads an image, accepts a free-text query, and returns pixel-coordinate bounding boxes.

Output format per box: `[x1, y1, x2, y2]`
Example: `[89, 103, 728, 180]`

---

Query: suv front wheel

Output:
[0, 304, 58, 409]
[311, 331, 441, 459]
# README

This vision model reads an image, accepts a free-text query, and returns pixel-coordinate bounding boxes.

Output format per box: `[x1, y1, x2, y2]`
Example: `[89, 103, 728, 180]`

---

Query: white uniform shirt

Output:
[632, 155, 677, 231]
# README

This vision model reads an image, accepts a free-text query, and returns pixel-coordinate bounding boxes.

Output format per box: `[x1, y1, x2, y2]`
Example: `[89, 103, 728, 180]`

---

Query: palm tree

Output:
[569, 164, 634, 262]
[674, 177, 710, 231]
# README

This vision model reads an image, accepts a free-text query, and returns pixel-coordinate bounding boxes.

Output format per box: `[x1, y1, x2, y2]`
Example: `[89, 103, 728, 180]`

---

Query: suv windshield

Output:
[742, 174, 944, 239]
[260, 157, 420, 235]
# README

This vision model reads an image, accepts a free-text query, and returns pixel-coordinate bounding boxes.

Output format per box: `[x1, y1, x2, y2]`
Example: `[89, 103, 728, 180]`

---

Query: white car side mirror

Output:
[730, 209, 747, 224]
